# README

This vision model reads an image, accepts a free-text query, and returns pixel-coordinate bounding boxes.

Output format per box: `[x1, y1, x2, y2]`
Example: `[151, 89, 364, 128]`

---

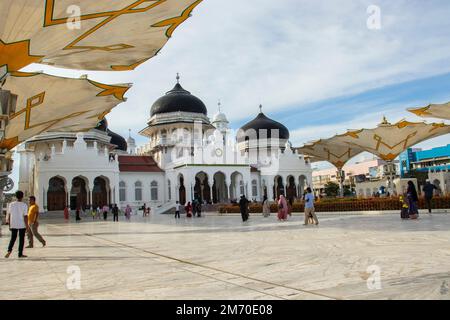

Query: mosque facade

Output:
[17, 77, 312, 213]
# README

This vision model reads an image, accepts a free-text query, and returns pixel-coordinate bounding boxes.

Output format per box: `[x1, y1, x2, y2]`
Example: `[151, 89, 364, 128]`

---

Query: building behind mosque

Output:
[17, 76, 312, 213]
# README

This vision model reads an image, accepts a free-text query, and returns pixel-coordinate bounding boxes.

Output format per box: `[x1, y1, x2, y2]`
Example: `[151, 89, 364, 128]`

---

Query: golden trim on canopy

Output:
[407, 101, 450, 121]
[0, 0, 204, 71]
[1, 73, 131, 150]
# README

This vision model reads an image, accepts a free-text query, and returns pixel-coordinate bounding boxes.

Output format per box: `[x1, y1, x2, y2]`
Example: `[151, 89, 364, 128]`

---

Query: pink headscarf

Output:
[278, 195, 288, 214]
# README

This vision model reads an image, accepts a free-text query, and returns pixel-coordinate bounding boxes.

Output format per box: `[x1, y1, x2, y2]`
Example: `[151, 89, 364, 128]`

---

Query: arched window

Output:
[168, 180, 171, 200]
[239, 180, 245, 195]
[252, 179, 258, 197]
[151, 181, 158, 201]
[135, 181, 142, 201]
[119, 181, 126, 202]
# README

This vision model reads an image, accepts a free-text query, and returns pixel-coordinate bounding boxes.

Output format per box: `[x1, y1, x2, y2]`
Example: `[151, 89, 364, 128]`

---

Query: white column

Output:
[268, 178, 275, 201]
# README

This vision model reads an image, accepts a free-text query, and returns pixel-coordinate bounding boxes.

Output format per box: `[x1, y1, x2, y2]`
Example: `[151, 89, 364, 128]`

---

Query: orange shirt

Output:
[28, 204, 39, 224]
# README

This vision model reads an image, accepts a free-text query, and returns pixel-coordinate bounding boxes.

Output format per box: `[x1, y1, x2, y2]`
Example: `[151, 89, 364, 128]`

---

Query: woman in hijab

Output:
[185, 202, 193, 218]
[406, 181, 419, 219]
[277, 195, 288, 221]
[262, 195, 270, 217]
[125, 204, 132, 221]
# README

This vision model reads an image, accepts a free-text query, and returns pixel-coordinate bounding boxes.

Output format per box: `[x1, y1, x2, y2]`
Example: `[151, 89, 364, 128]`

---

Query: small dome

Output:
[150, 77, 207, 117]
[239, 106, 290, 140]
[95, 118, 127, 151]
[212, 112, 228, 124]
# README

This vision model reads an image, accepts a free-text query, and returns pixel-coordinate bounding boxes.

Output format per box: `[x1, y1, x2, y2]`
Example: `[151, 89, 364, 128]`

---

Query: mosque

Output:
[17, 76, 312, 213]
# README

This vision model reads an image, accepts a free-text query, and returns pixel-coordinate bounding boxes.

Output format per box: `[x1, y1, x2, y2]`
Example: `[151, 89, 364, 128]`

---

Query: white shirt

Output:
[175, 204, 180, 211]
[8, 201, 28, 229]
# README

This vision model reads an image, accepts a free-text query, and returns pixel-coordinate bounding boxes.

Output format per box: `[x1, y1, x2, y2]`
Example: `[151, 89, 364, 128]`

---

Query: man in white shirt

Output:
[5, 191, 29, 258]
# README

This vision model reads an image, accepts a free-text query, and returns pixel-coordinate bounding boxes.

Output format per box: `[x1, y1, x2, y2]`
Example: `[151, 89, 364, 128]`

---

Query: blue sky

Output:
[11, 0, 450, 183]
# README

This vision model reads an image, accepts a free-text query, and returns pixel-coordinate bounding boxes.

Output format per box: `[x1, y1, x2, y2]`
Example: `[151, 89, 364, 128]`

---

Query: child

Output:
[399, 196, 409, 219]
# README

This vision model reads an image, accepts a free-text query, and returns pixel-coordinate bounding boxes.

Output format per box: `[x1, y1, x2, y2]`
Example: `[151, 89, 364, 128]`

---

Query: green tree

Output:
[343, 185, 353, 197]
[324, 181, 340, 197]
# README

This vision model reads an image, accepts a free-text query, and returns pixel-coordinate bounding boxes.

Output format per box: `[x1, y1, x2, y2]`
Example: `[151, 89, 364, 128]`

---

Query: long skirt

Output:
[277, 209, 287, 220]
[407, 196, 419, 218]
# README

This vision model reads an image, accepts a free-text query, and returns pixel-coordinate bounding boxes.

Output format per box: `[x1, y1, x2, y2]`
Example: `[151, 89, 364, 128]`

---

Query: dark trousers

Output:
[103, 212, 107, 220]
[113, 214, 118, 222]
[175, 211, 180, 218]
[8, 228, 26, 256]
[425, 196, 433, 213]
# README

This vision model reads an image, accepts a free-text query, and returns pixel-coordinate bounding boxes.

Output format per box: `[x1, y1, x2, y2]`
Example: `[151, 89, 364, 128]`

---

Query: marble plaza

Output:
[1, 211, 450, 300]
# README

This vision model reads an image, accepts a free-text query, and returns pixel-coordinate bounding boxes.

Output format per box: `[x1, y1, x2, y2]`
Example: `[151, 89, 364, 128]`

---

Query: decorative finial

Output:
[259, 104, 262, 113]
[218, 99, 221, 112]
[381, 115, 389, 124]
[176, 73, 180, 84]
[128, 129, 131, 138]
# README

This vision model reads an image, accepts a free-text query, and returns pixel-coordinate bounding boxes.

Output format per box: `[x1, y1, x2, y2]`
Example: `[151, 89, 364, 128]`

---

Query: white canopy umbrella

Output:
[408, 102, 450, 121]
[298, 139, 365, 169]
[297, 139, 365, 196]
[330, 117, 450, 194]
[0, 0, 203, 76]
[0, 72, 130, 150]
[334, 117, 450, 161]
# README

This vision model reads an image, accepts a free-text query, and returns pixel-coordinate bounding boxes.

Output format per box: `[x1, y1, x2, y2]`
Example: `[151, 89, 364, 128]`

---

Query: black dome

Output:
[150, 82, 207, 117]
[95, 118, 127, 151]
[239, 111, 290, 140]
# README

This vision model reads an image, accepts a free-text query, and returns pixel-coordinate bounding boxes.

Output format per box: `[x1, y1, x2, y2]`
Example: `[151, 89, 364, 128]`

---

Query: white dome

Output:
[212, 112, 228, 124]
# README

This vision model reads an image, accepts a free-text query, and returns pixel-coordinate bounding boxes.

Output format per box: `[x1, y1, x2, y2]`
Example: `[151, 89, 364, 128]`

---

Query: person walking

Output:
[277, 195, 288, 221]
[287, 197, 293, 218]
[196, 200, 202, 218]
[112, 204, 119, 222]
[142, 203, 147, 217]
[5, 191, 29, 258]
[423, 180, 437, 214]
[303, 187, 319, 225]
[102, 204, 109, 220]
[175, 201, 181, 219]
[75, 208, 81, 222]
[185, 202, 192, 218]
[262, 195, 270, 217]
[125, 204, 132, 221]
[192, 198, 198, 218]
[63, 206, 69, 220]
[406, 181, 419, 219]
[26, 196, 46, 248]
[239, 195, 250, 222]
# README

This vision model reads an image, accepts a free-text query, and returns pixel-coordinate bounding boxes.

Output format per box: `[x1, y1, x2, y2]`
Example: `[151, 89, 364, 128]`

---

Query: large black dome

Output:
[150, 81, 207, 117]
[239, 109, 290, 140]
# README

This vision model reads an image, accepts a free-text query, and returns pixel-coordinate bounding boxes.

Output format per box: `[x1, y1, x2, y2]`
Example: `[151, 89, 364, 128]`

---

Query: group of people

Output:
[181, 198, 203, 218]
[400, 180, 438, 220]
[4, 191, 46, 259]
[63, 203, 122, 222]
[239, 187, 319, 225]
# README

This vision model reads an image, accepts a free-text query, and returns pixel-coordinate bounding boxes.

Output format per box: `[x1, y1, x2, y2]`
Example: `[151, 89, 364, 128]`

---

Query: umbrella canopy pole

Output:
[336, 167, 344, 197]
[385, 160, 395, 196]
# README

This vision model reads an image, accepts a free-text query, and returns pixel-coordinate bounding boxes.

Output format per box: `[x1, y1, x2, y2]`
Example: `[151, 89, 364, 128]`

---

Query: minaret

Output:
[127, 129, 136, 155]
[211, 100, 229, 132]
